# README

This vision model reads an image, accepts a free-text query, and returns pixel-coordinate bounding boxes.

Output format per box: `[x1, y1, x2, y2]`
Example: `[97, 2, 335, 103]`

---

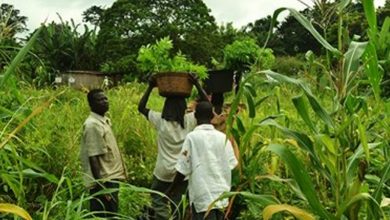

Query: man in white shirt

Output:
[168, 101, 238, 220]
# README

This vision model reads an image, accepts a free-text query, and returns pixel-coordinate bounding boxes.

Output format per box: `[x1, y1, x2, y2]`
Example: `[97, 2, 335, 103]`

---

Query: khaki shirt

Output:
[80, 112, 126, 187]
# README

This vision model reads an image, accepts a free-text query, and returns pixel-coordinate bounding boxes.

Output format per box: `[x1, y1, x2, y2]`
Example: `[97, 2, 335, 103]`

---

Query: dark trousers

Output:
[192, 206, 225, 220]
[90, 181, 119, 218]
[150, 175, 188, 220]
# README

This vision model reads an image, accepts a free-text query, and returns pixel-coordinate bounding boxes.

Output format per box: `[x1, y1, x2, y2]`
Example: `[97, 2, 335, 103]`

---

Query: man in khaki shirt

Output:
[80, 89, 126, 218]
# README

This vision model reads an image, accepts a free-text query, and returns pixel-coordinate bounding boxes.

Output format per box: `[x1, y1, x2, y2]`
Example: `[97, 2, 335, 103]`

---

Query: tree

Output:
[276, 8, 323, 55]
[84, 0, 220, 78]
[0, 3, 28, 70]
[22, 18, 99, 85]
[377, 0, 390, 97]
[378, 0, 390, 27]
[82, 5, 104, 27]
[209, 23, 242, 65]
[244, 16, 284, 54]
[34, 21, 97, 70]
[0, 3, 27, 41]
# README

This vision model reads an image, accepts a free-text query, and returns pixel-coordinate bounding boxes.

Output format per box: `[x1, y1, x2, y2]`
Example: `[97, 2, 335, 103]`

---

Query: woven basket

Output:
[155, 72, 193, 97]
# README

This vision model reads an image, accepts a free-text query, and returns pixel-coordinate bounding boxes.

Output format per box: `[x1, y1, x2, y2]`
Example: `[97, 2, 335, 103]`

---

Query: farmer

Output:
[138, 74, 208, 220]
[80, 89, 127, 218]
[168, 101, 238, 220]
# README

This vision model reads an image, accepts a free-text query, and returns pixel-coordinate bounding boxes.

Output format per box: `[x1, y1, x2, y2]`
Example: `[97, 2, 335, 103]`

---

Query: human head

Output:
[195, 101, 213, 125]
[162, 96, 186, 128]
[87, 89, 109, 116]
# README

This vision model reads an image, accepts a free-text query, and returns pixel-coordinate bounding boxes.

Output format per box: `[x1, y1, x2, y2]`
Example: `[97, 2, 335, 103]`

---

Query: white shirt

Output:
[148, 110, 197, 182]
[175, 124, 238, 212]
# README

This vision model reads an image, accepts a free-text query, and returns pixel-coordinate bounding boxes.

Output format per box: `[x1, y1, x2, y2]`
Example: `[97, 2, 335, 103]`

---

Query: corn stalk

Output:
[225, 0, 389, 218]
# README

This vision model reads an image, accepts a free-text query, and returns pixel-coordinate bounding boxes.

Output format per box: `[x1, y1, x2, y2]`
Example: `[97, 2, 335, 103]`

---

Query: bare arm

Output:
[190, 74, 209, 102]
[138, 78, 156, 118]
[89, 156, 102, 180]
[90, 155, 112, 200]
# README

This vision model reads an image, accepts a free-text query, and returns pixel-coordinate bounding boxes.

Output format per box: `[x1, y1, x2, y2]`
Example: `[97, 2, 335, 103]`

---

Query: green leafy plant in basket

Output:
[137, 37, 208, 79]
[137, 37, 208, 97]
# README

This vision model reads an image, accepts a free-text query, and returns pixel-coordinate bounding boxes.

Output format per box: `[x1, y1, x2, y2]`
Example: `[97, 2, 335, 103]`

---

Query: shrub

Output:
[252, 48, 276, 71]
[223, 37, 260, 72]
[271, 56, 305, 76]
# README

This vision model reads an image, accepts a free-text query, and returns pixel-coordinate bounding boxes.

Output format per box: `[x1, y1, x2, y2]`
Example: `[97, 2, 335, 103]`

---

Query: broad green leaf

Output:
[315, 134, 336, 155]
[245, 90, 256, 118]
[241, 124, 257, 146]
[266, 144, 332, 219]
[336, 0, 351, 12]
[260, 120, 314, 153]
[255, 95, 270, 107]
[262, 70, 301, 86]
[343, 41, 368, 82]
[263, 70, 334, 128]
[337, 193, 383, 219]
[362, 0, 377, 34]
[364, 42, 382, 100]
[244, 82, 257, 97]
[344, 95, 366, 115]
[288, 9, 340, 55]
[264, 8, 340, 55]
[260, 119, 326, 176]
[314, 135, 337, 178]
[0, 203, 32, 220]
[256, 174, 306, 201]
[21, 168, 59, 184]
[292, 95, 317, 133]
[231, 128, 240, 146]
[264, 7, 286, 49]
[236, 116, 246, 134]
[346, 143, 381, 180]
[19, 156, 49, 172]
[275, 86, 281, 113]
[305, 92, 334, 129]
[263, 204, 315, 220]
[0, 174, 20, 199]
[226, 73, 259, 138]
[378, 17, 390, 51]
[373, 161, 390, 201]
[381, 198, 390, 207]
[356, 115, 369, 161]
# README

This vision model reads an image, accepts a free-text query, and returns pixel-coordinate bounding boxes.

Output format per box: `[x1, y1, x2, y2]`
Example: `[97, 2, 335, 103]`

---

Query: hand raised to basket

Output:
[188, 72, 200, 84]
[189, 72, 209, 102]
[148, 75, 157, 88]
